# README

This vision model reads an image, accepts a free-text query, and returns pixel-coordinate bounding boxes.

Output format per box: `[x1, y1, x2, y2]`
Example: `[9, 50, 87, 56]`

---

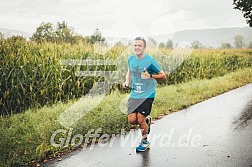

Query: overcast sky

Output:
[0, 0, 248, 38]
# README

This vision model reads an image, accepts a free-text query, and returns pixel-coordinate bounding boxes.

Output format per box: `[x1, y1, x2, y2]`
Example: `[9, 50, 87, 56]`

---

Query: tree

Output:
[165, 39, 173, 49]
[233, 0, 252, 27]
[159, 42, 165, 48]
[31, 21, 85, 44]
[73, 34, 86, 43]
[247, 40, 252, 48]
[30, 22, 54, 43]
[234, 35, 244, 48]
[55, 21, 75, 43]
[221, 42, 232, 49]
[191, 40, 203, 49]
[86, 28, 105, 44]
[148, 37, 157, 45]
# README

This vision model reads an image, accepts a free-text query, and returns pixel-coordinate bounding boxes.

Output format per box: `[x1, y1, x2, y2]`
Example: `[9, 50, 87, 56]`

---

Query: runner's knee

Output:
[128, 118, 137, 124]
[137, 114, 146, 125]
[128, 114, 137, 124]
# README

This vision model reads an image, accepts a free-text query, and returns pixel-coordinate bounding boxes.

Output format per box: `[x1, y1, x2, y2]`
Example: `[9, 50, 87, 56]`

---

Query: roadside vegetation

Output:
[1, 29, 252, 166]
[1, 67, 252, 166]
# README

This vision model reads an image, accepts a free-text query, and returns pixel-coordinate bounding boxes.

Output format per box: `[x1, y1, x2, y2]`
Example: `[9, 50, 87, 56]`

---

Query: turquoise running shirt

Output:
[128, 54, 162, 99]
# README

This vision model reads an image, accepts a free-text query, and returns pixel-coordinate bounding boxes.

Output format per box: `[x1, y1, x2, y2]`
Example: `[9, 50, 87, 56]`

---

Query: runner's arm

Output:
[122, 69, 131, 88]
[141, 70, 167, 81]
[151, 70, 167, 81]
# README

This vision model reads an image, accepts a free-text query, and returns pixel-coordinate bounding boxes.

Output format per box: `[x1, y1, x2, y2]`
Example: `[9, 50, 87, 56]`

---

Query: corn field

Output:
[0, 38, 252, 115]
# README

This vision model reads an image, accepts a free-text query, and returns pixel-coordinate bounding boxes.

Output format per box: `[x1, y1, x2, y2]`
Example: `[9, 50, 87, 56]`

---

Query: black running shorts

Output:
[127, 98, 154, 117]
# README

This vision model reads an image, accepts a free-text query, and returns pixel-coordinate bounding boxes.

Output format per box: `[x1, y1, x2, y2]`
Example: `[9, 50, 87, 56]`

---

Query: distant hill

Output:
[154, 27, 252, 48]
[1, 27, 252, 48]
[0, 28, 31, 39]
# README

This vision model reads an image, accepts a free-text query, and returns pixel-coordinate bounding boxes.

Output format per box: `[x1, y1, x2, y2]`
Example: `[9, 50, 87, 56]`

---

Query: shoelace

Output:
[140, 140, 148, 145]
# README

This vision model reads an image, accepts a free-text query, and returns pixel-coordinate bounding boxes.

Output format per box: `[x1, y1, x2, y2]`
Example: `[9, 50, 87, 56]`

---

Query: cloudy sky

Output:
[0, 0, 248, 38]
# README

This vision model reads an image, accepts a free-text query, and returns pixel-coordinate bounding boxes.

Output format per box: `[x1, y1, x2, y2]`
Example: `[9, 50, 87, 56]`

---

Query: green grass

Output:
[1, 67, 252, 166]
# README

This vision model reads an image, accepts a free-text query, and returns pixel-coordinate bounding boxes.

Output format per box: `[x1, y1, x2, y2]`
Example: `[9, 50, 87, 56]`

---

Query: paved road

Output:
[44, 84, 252, 167]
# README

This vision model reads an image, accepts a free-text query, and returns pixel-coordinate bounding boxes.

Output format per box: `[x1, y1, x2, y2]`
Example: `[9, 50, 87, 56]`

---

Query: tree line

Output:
[157, 34, 250, 49]
[29, 21, 105, 44]
[0, 20, 250, 49]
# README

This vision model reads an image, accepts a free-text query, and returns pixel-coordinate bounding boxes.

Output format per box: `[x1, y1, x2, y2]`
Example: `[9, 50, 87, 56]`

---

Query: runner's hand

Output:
[141, 68, 151, 79]
[122, 82, 129, 89]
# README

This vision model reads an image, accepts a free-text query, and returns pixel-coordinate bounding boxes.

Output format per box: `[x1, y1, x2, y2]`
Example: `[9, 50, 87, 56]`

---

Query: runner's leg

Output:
[137, 113, 148, 139]
[128, 113, 138, 125]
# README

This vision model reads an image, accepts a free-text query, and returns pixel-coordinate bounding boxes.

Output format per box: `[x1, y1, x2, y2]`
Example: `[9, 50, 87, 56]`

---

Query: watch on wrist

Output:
[150, 74, 152, 78]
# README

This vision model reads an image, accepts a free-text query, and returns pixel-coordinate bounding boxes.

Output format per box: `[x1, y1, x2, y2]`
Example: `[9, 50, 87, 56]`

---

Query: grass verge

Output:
[1, 67, 252, 166]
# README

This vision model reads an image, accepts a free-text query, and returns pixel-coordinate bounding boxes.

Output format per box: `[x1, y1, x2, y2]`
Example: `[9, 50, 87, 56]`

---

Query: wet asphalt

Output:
[43, 84, 252, 167]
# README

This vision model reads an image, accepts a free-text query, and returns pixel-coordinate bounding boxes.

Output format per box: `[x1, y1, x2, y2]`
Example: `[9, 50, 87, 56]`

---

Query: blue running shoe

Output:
[146, 116, 152, 134]
[136, 139, 150, 152]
